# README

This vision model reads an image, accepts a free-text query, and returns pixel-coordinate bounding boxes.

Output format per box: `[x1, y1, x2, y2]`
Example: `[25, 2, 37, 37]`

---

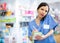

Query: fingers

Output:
[35, 35, 42, 40]
[35, 35, 42, 38]
[35, 35, 46, 40]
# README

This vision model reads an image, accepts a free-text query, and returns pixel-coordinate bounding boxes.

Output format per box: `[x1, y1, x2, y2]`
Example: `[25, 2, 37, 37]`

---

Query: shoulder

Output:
[46, 14, 52, 18]
[45, 14, 53, 20]
[47, 14, 55, 21]
[43, 14, 54, 23]
[28, 19, 35, 25]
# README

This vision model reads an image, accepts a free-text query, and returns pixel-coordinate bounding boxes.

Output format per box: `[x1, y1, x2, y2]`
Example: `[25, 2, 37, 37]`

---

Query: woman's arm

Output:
[35, 29, 54, 40]
[44, 29, 54, 38]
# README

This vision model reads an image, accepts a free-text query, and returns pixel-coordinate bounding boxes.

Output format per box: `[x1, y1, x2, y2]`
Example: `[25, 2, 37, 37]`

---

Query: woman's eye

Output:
[45, 10, 48, 12]
[41, 9, 44, 10]
[41, 8, 48, 12]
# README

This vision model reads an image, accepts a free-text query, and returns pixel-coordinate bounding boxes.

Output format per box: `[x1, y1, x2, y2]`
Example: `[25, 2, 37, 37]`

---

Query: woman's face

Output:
[37, 6, 48, 19]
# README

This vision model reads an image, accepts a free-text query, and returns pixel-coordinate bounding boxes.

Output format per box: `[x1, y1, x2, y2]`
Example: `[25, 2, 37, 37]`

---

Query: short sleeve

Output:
[49, 15, 58, 30]
[28, 23, 32, 38]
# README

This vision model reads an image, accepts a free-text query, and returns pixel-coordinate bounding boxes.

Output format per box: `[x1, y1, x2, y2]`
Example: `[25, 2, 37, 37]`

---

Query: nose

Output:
[42, 10, 45, 14]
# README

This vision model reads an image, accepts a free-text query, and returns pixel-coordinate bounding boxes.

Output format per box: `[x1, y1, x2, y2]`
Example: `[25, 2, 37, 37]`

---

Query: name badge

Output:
[43, 24, 49, 29]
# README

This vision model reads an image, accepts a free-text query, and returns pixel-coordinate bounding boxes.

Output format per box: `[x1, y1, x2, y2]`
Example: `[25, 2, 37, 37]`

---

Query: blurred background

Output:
[0, 0, 60, 43]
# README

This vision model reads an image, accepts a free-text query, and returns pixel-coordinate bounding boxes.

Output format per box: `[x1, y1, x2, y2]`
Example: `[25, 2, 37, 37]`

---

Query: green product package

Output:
[32, 32, 44, 43]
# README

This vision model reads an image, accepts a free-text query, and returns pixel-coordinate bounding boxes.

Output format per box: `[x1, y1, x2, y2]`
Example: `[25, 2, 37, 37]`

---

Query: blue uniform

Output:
[28, 14, 58, 43]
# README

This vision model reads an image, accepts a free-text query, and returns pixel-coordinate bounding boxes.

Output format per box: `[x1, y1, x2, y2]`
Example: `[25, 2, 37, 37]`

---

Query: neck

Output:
[36, 16, 42, 21]
[35, 16, 41, 26]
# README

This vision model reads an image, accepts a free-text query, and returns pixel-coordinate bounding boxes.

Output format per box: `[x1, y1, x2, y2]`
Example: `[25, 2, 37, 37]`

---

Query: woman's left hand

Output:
[35, 35, 47, 40]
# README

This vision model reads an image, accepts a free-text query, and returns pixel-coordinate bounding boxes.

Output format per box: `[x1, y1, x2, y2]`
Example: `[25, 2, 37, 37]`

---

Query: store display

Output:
[4, 38, 9, 43]
[20, 22, 29, 27]
[0, 31, 4, 43]
[0, 0, 60, 43]
[12, 37, 16, 43]
[0, 1, 16, 43]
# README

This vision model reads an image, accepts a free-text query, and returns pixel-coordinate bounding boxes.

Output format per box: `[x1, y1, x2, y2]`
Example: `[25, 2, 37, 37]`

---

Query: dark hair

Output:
[37, 2, 49, 21]
[37, 2, 49, 13]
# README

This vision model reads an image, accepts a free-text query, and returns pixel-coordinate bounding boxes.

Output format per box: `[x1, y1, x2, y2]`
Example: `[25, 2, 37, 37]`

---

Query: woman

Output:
[28, 2, 58, 43]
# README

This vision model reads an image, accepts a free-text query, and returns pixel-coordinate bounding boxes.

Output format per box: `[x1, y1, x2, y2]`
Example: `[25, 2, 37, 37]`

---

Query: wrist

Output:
[44, 35, 48, 38]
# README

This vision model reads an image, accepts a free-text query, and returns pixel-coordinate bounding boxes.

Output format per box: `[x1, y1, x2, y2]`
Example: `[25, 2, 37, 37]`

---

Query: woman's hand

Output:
[35, 35, 47, 40]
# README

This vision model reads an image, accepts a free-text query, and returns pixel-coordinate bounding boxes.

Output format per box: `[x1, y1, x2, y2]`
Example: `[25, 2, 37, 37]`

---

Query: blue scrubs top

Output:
[28, 14, 58, 43]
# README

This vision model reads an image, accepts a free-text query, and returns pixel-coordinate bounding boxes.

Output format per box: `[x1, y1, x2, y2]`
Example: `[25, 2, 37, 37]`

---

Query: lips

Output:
[41, 14, 44, 17]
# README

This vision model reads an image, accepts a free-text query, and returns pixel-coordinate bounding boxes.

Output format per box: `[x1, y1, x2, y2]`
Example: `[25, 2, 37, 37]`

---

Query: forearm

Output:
[45, 30, 54, 38]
